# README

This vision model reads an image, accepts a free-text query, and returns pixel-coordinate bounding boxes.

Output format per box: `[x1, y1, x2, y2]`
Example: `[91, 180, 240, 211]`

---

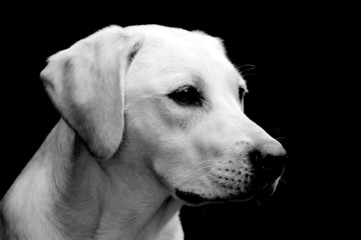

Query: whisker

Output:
[237, 64, 257, 79]
[279, 178, 287, 184]
[275, 136, 287, 143]
[242, 72, 258, 77]
[237, 64, 256, 71]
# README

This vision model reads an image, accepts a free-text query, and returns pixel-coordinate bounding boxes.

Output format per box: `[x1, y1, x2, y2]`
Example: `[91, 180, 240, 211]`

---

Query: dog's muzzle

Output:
[175, 139, 287, 205]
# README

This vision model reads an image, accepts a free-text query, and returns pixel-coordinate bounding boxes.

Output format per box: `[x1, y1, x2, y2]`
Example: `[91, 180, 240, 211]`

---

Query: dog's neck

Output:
[93, 135, 184, 240]
[52, 120, 183, 239]
[3, 120, 183, 240]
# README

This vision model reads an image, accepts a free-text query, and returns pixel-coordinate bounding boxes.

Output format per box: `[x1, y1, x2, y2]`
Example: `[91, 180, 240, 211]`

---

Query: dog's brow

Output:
[239, 77, 248, 92]
[167, 73, 205, 92]
[191, 74, 206, 89]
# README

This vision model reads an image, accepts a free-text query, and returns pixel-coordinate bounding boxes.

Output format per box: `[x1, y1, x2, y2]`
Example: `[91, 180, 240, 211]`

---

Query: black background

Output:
[0, 5, 351, 240]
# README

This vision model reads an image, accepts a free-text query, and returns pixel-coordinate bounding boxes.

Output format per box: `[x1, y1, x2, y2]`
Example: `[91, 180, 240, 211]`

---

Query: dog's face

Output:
[41, 25, 286, 206]
[123, 26, 287, 205]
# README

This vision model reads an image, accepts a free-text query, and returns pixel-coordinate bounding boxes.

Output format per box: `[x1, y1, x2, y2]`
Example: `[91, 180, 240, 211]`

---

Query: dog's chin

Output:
[174, 189, 256, 206]
[174, 181, 280, 206]
[174, 189, 215, 206]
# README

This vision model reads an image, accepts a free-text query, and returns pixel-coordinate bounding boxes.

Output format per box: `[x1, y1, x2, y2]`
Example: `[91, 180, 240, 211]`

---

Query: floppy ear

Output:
[40, 26, 142, 160]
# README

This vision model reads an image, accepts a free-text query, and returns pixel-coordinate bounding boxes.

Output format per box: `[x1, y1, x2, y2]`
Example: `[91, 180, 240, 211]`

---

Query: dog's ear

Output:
[40, 26, 142, 160]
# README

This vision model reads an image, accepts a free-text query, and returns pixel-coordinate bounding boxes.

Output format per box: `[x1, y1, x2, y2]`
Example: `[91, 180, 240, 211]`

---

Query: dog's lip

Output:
[174, 188, 256, 206]
[174, 189, 221, 206]
[174, 177, 280, 205]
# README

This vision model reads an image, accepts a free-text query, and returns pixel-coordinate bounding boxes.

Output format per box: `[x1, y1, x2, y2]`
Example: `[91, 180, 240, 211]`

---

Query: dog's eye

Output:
[168, 85, 202, 106]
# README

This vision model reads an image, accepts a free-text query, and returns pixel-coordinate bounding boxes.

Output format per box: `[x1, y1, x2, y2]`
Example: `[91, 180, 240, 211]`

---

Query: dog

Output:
[0, 25, 286, 240]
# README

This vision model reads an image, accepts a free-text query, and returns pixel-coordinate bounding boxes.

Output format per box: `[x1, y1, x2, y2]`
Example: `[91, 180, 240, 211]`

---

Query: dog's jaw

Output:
[173, 178, 281, 206]
[171, 159, 284, 206]
[173, 176, 282, 206]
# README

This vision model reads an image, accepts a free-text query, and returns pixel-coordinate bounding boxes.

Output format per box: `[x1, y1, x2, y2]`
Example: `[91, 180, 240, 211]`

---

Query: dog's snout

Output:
[250, 140, 287, 182]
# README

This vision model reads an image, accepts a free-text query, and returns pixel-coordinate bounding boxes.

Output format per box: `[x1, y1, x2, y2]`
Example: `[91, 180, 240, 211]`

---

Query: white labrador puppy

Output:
[0, 25, 286, 240]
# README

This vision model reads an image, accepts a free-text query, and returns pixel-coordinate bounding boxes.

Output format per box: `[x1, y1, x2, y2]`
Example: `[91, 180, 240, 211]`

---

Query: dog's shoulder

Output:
[0, 202, 17, 240]
[0, 204, 5, 239]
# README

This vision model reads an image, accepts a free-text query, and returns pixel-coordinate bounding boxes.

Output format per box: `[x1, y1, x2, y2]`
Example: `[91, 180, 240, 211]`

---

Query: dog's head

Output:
[41, 25, 286, 206]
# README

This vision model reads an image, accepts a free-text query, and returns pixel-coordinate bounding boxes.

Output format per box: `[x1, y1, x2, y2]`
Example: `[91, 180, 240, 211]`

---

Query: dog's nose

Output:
[250, 140, 287, 182]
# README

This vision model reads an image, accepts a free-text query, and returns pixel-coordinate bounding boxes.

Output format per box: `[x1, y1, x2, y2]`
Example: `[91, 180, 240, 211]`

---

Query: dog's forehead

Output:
[125, 25, 246, 93]
[126, 25, 224, 52]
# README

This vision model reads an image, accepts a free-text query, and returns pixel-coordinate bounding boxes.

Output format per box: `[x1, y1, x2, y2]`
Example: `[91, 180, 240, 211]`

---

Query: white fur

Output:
[1, 24, 285, 240]
[3, 154, 63, 239]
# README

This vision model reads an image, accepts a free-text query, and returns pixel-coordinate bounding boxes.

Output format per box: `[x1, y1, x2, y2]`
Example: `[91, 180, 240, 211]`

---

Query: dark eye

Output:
[168, 85, 202, 106]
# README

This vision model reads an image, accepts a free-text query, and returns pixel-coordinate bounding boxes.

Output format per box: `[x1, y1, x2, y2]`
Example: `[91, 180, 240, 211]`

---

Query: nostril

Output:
[261, 154, 286, 180]
[249, 146, 287, 182]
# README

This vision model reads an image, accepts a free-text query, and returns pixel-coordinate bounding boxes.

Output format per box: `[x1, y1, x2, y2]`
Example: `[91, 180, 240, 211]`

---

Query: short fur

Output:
[0, 25, 286, 240]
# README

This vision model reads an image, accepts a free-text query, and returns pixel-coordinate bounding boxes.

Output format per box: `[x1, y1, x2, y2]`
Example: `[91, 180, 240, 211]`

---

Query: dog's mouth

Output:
[171, 158, 285, 206]
[173, 189, 252, 206]
[174, 189, 218, 206]
[174, 178, 280, 206]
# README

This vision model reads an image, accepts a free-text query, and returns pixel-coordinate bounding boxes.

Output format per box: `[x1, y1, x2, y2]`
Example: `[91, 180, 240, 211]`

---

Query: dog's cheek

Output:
[151, 99, 200, 131]
[126, 101, 193, 154]
[125, 98, 213, 192]
[127, 97, 188, 133]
